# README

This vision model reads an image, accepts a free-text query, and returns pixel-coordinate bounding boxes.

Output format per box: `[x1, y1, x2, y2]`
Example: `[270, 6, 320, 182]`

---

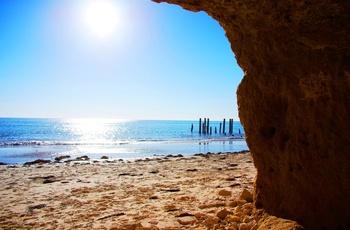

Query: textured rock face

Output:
[153, 0, 350, 228]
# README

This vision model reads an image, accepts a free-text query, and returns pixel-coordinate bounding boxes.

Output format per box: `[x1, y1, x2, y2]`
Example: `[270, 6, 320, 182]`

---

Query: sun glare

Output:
[83, 0, 119, 39]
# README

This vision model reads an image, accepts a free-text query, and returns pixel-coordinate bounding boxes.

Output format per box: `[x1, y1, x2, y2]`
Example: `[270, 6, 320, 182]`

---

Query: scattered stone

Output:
[242, 203, 253, 210]
[186, 168, 198, 172]
[149, 169, 159, 174]
[194, 153, 208, 158]
[149, 196, 158, 200]
[177, 216, 196, 225]
[161, 188, 180, 192]
[218, 189, 232, 196]
[194, 212, 206, 220]
[100, 156, 109, 160]
[228, 200, 238, 207]
[140, 221, 158, 229]
[96, 212, 125, 221]
[27, 204, 46, 213]
[225, 177, 236, 181]
[236, 199, 247, 206]
[198, 202, 226, 209]
[202, 216, 219, 228]
[216, 208, 233, 220]
[243, 208, 252, 215]
[164, 204, 180, 212]
[54, 155, 70, 162]
[239, 189, 253, 202]
[0, 162, 7, 165]
[23, 159, 51, 166]
[228, 163, 238, 167]
[156, 220, 180, 229]
[226, 215, 241, 223]
[235, 205, 242, 213]
[230, 183, 241, 187]
[165, 208, 180, 212]
[75, 156, 90, 161]
[118, 173, 131, 176]
[43, 177, 56, 184]
[176, 212, 195, 217]
[235, 210, 245, 218]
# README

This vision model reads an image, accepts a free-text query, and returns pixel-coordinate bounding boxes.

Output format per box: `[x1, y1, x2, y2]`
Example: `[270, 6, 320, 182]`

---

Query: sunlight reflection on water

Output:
[0, 118, 248, 164]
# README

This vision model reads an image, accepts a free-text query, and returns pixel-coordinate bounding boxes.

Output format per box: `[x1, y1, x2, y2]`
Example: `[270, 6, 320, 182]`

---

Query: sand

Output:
[0, 152, 257, 229]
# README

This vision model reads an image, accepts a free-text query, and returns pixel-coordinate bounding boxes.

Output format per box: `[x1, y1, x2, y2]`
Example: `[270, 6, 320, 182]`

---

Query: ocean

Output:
[0, 118, 248, 164]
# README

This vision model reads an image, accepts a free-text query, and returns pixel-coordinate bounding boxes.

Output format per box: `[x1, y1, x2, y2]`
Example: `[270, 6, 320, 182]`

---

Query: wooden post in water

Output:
[191, 124, 194, 133]
[199, 118, 202, 134]
[210, 127, 212, 135]
[232, 119, 234, 134]
[207, 118, 210, 134]
[231, 118, 233, 134]
[232, 119, 234, 133]
[231, 119, 234, 134]
[223, 119, 226, 134]
[230, 119, 234, 134]
[203, 118, 207, 134]
[215, 127, 217, 134]
[219, 123, 222, 134]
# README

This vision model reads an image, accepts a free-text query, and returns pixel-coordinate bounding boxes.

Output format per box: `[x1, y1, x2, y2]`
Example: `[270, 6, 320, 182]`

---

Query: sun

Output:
[83, 0, 119, 40]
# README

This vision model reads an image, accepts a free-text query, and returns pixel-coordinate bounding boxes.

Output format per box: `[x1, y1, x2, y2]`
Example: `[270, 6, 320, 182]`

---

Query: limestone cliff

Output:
[152, 0, 350, 229]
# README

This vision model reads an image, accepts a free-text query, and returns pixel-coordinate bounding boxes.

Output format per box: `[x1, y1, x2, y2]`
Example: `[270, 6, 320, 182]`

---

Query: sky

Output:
[0, 0, 244, 121]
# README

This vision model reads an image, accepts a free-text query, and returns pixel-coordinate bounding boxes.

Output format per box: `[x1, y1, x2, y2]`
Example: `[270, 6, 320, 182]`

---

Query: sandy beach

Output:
[0, 152, 258, 229]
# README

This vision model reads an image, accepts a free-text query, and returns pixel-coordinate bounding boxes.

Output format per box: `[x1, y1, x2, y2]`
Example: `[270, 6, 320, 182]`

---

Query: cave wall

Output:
[152, 0, 350, 228]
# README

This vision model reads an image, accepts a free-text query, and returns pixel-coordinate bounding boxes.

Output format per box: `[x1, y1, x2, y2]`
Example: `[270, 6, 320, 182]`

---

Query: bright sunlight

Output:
[83, 0, 119, 39]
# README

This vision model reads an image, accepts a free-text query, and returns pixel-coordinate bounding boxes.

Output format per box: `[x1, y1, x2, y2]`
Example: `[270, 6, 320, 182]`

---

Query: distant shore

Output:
[0, 151, 259, 229]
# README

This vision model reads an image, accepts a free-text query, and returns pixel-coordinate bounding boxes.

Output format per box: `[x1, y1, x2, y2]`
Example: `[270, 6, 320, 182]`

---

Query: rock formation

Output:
[152, 0, 350, 228]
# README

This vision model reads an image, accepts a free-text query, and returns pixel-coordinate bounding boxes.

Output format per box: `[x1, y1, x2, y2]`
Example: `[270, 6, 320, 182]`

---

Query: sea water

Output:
[0, 118, 248, 164]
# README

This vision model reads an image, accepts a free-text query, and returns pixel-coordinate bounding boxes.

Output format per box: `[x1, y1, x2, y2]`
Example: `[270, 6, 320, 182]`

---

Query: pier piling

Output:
[196, 118, 236, 135]
[223, 119, 226, 134]
[199, 118, 202, 134]
[207, 118, 210, 134]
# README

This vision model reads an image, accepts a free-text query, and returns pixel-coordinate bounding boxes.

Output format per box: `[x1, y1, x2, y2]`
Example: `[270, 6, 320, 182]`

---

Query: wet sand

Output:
[0, 152, 258, 229]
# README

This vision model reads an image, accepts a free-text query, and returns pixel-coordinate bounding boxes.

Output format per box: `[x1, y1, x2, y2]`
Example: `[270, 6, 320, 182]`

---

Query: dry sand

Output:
[0, 152, 258, 229]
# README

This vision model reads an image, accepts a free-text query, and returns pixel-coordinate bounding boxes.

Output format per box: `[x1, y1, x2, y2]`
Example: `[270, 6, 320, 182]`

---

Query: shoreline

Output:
[0, 151, 258, 229]
[0, 139, 249, 165]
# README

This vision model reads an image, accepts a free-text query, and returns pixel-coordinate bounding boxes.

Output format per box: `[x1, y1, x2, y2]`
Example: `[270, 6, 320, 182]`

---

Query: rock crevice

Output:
[152, 0, 350, 228]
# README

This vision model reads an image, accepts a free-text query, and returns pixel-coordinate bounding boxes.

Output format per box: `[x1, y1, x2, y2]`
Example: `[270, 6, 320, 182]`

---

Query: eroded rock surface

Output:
[153, 0, 350, 228]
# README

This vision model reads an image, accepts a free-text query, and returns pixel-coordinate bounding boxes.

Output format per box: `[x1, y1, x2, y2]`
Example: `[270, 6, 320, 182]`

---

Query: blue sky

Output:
[0, 0, 243, 120]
